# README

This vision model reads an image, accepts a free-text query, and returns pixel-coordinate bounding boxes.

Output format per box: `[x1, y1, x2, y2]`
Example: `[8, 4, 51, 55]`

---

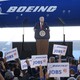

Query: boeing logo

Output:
[7, 6, 57, 12]
[0, 6, 57, 15]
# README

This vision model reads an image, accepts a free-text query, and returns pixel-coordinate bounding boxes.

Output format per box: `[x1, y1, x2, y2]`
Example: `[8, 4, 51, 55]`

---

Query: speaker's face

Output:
[39, 17, 44, 23]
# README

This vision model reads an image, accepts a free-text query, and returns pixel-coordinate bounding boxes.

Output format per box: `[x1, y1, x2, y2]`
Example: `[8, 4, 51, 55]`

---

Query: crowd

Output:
[0, 51, 80, 80]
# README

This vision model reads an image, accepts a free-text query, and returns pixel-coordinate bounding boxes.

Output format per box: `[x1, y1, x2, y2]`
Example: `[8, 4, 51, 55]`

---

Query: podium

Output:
[35, 29, 50, 55]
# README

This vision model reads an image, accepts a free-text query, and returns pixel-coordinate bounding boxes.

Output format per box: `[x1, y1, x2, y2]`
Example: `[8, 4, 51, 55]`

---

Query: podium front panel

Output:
[35, 29, 50, 39]
[36, 39, 49, 55]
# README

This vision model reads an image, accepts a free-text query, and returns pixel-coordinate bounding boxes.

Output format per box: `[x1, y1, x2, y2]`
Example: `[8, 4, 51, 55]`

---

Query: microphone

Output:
[58, 17, 65, 43]
[58, 17, 65, 25]
[22, 19, 25, 54]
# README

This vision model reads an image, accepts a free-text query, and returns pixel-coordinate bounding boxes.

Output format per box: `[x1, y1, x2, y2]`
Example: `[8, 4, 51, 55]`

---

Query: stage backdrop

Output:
[12, 42, 73, 59]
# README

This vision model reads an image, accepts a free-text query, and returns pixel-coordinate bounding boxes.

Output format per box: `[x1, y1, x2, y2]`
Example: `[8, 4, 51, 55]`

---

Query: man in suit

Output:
[34, 16, 49, 30]
[34, 16, 49, 55]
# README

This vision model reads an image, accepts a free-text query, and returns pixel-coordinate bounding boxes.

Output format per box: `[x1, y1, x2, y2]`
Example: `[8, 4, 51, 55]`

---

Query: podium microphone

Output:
[58, 17, 65, 25]
[58, 17, 65, 43]
[22, 33, 24, 52]
[22, 21, 25, 54]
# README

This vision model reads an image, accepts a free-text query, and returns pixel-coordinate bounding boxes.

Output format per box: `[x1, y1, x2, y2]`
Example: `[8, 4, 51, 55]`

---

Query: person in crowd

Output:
[49, 57, 55, 63]
[0, 51, 6, 77]
[77, 62, 80, 74]
[70, 68, 76, 77]
[74, 59, 80, 78]
[0, 51, 4, 60]
[25, 58, 40, 80]
[6, 61, 16, 76]
[15, 58, 23, 77]
[5, 70, 14, 80]
[67, 68, 76, 80]
[69, 59, 77, 74]
[15, 58, 21, 69]
[13, 68, 23, 80]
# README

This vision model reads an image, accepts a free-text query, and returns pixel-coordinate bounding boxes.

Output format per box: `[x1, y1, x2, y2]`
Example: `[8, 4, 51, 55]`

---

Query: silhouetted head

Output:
[14, 68, 21, 77]
[0, 51, 3, 58]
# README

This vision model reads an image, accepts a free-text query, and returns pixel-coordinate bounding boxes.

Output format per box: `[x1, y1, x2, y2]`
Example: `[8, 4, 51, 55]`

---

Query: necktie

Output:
[40, 25, 42, 29]
[40, 24, 43, 29]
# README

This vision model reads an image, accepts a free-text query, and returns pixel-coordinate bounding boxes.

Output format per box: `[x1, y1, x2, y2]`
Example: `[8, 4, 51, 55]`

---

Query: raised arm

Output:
[58, 54, 62, 63]
[0, 73, 5, 80]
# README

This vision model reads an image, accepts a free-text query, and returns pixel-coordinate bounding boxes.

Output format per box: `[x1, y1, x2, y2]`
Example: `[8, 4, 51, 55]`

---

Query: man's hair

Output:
[14, 68, 20, 77]
[0, 51, 3, 57]
[39, 16, 44, 21]
[49, 57, 55, 63]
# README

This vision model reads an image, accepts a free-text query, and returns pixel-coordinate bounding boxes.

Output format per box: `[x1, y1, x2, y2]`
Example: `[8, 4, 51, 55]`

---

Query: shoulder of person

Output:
[13, 77, 19, 80]
[44, 22, 48, 27]
[67, 77, 76, 80]
[44, 22, 47, 24]
[13, 76, 23, 80]
[35, 22, 40, 25]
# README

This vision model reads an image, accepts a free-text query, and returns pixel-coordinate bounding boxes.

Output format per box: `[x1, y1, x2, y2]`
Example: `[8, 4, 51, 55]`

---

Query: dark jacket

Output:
[34, 22, 49, 30]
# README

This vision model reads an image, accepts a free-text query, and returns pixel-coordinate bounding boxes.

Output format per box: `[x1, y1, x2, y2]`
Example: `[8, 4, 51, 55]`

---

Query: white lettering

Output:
[25, 6, 35, 12]
[38, 6, 48, 12]
[33, 6, 39, 12]
[47, 6, 57, 12]
[16, 6, 27, 12]
[7, 6, 18, 12]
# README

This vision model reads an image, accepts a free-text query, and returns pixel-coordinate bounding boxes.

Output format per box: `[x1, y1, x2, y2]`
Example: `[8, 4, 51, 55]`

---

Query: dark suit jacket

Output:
[34, 22, 49, 30]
